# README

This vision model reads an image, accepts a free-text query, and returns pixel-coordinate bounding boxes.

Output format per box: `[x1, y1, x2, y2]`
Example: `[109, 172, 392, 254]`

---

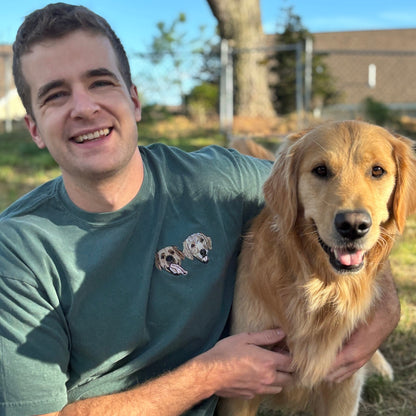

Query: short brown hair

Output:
[13, 2, 133, 117]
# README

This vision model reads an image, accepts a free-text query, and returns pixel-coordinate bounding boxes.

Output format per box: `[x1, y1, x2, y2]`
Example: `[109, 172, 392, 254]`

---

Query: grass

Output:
[0, 121, 415, 415]
[0, 124, 226, 211]
[0, 130, 60, 211]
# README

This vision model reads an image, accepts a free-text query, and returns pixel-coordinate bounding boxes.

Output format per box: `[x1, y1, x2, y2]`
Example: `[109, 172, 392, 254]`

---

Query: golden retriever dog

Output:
[221, 121, 416, 416]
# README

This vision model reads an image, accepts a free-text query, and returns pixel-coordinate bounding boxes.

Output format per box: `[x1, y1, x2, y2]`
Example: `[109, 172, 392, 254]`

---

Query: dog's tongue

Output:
[334, 248, 365, 266]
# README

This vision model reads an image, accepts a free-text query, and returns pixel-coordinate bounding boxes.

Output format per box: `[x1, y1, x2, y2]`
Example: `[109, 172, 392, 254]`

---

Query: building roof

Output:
[313, 28, 416, 52]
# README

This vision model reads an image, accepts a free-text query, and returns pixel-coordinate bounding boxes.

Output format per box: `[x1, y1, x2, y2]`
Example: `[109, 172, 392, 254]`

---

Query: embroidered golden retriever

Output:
[221, 121, 416, 415]
[155, 246, 188, 276]
[183, 233, 212, 263]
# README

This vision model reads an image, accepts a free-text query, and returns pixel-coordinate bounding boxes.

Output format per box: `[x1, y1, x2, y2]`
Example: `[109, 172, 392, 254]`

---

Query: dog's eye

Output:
[312, 165, 329, 178]
[372, 166, 385, 178]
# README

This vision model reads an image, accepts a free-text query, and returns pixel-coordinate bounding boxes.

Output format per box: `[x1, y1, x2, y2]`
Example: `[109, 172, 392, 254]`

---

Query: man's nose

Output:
[70, 88, 100, 118]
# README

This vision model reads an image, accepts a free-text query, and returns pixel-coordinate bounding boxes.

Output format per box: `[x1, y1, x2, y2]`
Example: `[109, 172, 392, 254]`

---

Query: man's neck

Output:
[62, 150, 144, 213]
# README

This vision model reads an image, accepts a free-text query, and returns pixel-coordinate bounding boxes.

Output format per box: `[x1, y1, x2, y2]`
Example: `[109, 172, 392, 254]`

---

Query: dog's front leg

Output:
[217, 396, 262, 416]
[314, 371, 364, 416]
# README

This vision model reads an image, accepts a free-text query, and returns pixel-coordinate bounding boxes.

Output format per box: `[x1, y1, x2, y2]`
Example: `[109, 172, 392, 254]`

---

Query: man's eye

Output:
[91, 80, 114, 88]
[43, 91, 67, 104]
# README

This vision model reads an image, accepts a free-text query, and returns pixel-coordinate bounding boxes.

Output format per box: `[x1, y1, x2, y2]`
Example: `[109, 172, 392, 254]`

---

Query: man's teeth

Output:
[74, 128, 110, 143]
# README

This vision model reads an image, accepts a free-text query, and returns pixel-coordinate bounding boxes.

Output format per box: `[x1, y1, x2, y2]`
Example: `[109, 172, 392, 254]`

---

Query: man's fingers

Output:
[211, 329, 294, 399]
[326, 367, 344, 383]
[242, 328, 286, 347]
[327, 367, 353, 383]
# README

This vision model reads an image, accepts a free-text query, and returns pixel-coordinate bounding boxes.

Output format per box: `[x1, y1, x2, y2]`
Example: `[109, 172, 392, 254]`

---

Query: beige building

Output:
[312, 28, 416, 108]
[0, 44, 13, 98]
[0, 44, 25, 129]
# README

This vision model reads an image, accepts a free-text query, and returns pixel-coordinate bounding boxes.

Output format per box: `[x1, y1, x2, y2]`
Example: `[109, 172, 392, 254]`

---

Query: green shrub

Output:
[362, 97, 395, 126]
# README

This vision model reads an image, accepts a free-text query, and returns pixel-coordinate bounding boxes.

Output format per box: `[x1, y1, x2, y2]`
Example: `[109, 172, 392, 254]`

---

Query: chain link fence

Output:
[219, 40, 308, 136]
[221, 41, 416, 137]
[129, 37, 416, 139]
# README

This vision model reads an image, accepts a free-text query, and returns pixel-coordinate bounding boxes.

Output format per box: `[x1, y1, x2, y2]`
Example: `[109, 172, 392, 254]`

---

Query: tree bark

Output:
[207, 0, 276, 117]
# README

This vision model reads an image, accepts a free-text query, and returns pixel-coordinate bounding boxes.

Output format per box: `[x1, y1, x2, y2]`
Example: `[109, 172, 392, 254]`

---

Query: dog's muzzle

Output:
[318, 210, 371, 273]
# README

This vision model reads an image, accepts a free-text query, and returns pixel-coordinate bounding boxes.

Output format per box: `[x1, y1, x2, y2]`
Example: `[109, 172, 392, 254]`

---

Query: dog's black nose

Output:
[166, 255, 174, 263]
[200, 249, 207, 257]
[335, 210, 372, 240]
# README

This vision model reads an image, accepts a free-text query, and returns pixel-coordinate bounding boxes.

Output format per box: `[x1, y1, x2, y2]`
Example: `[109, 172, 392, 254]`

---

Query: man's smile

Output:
[73, 127, 111, 143]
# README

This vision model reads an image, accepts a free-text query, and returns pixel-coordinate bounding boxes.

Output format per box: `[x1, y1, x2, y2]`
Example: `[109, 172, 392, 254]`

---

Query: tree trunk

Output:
[207, 0, 276, 117]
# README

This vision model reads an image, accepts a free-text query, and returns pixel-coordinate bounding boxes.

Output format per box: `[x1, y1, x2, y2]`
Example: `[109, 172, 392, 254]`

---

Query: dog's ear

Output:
[263, 131, 306, 234]
[390, 133, 416, 233]
[173, 246, 186, 260]
[204, 235, 212, 250]
[155, 252, 162, 270]
[182, 240, 194, 260]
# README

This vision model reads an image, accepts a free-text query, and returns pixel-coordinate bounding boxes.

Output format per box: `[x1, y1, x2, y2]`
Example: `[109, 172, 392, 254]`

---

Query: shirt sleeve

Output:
[226, 148, 273, 227]
[0, 275, 69, 416]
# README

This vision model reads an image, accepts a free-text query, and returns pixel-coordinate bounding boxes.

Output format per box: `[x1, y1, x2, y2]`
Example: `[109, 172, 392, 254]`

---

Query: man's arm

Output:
[39, 329, 293, 416]
[326, 261, 400, 383]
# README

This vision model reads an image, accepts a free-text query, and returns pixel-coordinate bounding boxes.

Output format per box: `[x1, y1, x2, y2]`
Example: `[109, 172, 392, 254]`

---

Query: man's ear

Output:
[130, 85, 141, 123]
[24, 114, 46, 149]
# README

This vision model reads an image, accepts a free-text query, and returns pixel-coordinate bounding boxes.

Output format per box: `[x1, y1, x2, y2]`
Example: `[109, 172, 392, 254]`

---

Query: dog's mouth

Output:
[318, 237, 366, 273]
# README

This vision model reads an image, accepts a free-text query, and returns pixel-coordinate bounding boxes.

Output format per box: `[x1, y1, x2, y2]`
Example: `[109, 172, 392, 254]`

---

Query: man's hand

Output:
[196, 329, 293, 399]
[326, 262, 400, 383]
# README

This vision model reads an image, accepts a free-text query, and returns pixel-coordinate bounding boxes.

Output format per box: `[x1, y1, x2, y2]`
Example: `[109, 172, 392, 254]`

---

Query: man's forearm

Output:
[54, 359, 216, 416]
[41, 329, 292, 416]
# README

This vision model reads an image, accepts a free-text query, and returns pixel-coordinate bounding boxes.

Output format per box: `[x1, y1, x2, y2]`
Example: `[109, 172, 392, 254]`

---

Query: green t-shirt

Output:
[0, 144, 271, 416]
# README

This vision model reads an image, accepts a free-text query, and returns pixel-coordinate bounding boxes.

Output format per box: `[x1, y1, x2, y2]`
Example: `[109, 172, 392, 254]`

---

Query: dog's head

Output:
[183, 233, 212, 263]
[264, 120, 416, 274]
[155, 246, 188, 275]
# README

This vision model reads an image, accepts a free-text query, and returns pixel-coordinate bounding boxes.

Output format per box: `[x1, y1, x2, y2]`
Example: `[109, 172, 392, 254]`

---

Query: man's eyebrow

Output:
[86, 67, 120, 81]
[37, 80, 65, 102]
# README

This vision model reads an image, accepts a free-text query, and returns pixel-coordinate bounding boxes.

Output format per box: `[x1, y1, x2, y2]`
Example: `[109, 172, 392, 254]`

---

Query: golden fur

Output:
[221, 121, 416, 415]
[228, 137, 275, 161]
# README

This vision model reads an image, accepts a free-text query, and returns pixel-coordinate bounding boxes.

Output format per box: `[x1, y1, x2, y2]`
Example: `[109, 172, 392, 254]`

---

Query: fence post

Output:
[304, 37, 313, 113]
[295, 42, 304, 128]
[4, 54, 12, 133]
[220, 39, 233, 138]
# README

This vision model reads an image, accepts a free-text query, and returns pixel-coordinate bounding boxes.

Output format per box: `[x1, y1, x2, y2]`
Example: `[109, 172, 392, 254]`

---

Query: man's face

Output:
[22, 30, 141, 184]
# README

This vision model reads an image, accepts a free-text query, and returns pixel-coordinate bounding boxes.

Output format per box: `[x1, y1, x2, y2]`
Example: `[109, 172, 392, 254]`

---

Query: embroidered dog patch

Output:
[183, 233, 212, 263]
[155, 233, 212, 275]
[155, 246, 188, 276]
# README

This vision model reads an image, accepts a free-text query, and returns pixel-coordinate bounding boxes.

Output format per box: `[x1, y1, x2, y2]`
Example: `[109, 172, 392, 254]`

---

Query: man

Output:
[0, 3, 400, 416]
